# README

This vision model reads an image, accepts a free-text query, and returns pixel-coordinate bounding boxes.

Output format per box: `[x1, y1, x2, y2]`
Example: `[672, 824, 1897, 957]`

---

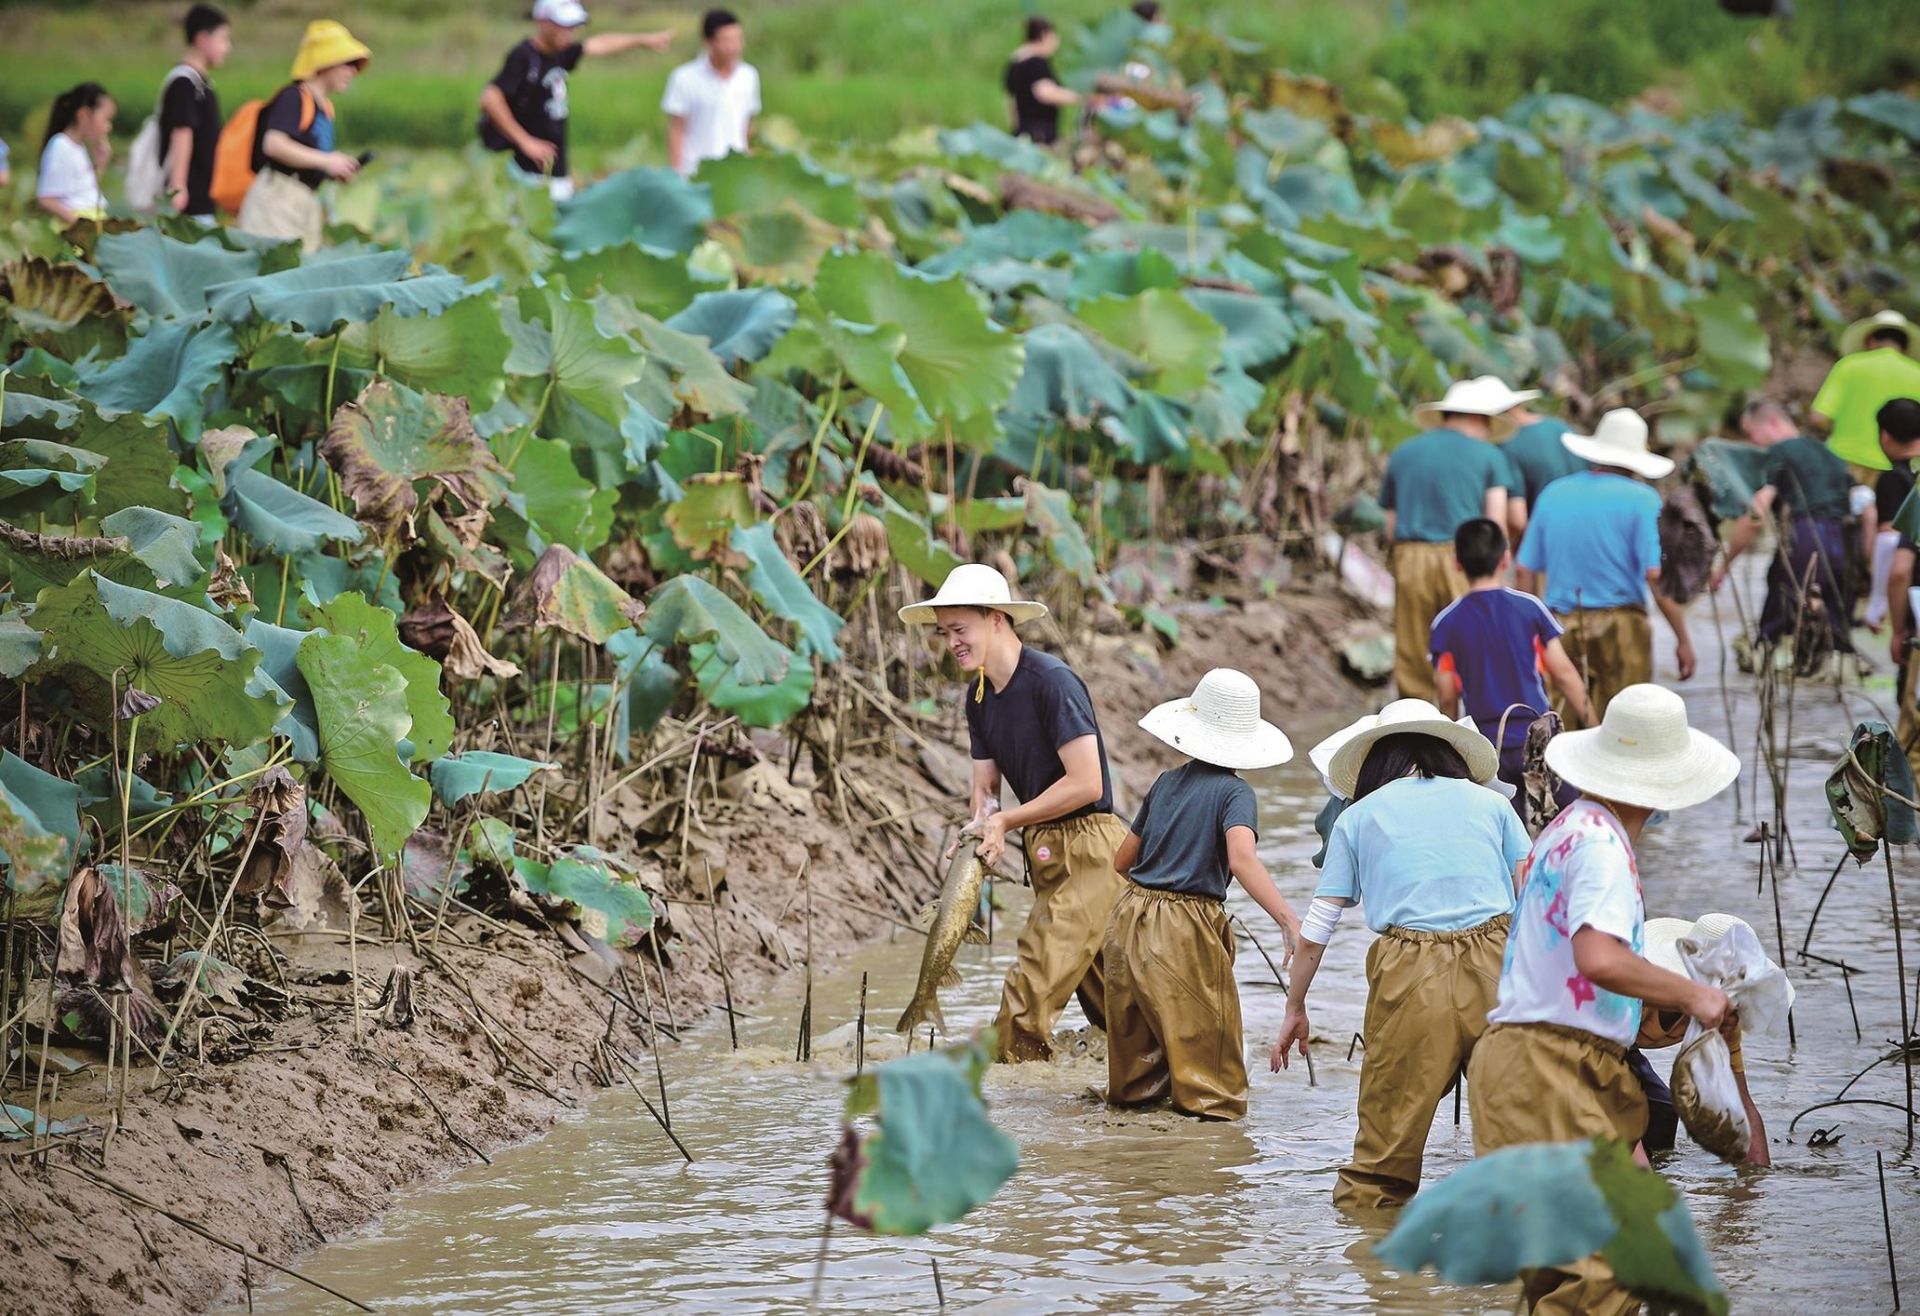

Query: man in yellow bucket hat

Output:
[235, 20, 370, 250]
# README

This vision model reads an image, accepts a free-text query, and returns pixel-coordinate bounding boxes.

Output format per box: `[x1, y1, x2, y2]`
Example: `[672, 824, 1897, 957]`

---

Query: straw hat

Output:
[897, 563, 1048, 626]
[1644, 913, 1754, 979]
[1840, 309, 1916, 357]
[1544, 684, 1738, 811]
[291, 20, 372, 79]
[1139, 669, 1294, 771]
[1412, 376, 1541, 438]
[1324, 699, 1500, 802]
[1560, 407, 1674, 480]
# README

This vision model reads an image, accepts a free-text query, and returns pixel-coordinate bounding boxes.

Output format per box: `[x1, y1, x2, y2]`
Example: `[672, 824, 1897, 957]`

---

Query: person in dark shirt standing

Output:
[901, 564, 1126, 1063]
[1005, 17, 1080, 145]
[158, 4, 230, 218]
[479, 0, 672, 202]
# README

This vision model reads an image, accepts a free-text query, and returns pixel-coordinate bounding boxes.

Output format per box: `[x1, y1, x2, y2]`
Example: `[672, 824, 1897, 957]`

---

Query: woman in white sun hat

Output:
[899, 563, 1127, 1064]
[1271, 699, 1529, 1209]
[1468, 683, 1738, 1316]
[1515, 407, 1697, 722]
[1105, 669, 1302, 1120]
[1381, 376, 1535, 704]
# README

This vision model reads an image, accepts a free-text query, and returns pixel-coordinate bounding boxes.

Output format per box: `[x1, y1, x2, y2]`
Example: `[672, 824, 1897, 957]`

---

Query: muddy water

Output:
[247, 581, 1919, 1314]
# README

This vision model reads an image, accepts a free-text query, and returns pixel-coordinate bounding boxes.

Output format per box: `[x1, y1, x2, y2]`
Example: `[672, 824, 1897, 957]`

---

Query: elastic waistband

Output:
[1382, 912, 1510, 943]
[1123, 882, 1226, 906]
[1029, 812, 1123, 838]
[1554, 604, 1645, 618]
[1484, 1019, 1626, 1060]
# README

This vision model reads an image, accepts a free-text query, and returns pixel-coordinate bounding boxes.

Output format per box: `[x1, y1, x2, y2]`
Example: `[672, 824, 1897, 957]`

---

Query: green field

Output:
[0, 0, 1913, 171]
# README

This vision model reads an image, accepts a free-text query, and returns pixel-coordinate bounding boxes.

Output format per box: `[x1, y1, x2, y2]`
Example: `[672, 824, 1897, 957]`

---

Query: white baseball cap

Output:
[533, 0, 590, 27]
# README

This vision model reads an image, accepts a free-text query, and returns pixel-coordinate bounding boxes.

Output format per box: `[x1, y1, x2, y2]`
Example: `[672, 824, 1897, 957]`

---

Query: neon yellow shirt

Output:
[1811, 347, 1920, 471]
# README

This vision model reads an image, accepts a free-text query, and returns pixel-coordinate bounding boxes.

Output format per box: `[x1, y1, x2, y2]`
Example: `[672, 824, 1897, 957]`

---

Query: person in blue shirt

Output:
[1431, 518, 1594, 814]
[1517, 407, 1696, 722]
[1271, 701, 1527, 1209]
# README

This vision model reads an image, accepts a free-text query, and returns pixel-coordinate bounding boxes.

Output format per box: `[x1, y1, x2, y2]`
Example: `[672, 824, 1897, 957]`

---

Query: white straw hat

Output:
[1840, 309, 1916, 357]
[1324, 699, 1500, 801]
[1412, 376, 1541, 435]
[898, 563, 1048, 626]
[1544, 684, 1738, 811]
[1560, 407, 1675, 480]
[1139, 668, 1294, 771]
[1644, 913, 1753, 978]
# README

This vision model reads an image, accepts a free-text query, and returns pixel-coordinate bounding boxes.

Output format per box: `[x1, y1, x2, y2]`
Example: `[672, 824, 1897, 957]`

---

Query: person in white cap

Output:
[1271, 700, 1528, 1209]
[900, 564, 1126, 1063]
[1381, 376, 1531, 703]
[478, 0, 672, 202]
[1468, 683, 1737, 1316]
[1811, 309, 1920, 473]
[1103, 669, 1301, 1120]
[1515, 407, 1695, 722]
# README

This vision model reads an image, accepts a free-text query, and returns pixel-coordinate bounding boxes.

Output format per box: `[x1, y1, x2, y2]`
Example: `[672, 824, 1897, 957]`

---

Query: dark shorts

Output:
[1626, 1046, 1678, 1154]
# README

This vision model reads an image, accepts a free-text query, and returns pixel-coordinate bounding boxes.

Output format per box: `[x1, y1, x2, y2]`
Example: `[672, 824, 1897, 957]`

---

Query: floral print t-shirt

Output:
[1487, 799, 1644, 1046]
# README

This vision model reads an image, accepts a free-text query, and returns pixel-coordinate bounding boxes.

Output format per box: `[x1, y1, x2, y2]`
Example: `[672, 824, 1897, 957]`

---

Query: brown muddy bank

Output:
[1, 585, 1377, 1316]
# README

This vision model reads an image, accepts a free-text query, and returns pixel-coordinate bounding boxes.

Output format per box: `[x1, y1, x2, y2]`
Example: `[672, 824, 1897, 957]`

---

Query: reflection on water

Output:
[243, 601, 1919, 1314]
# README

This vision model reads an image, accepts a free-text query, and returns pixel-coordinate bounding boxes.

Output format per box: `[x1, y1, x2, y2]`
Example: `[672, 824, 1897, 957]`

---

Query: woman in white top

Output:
[37, 83, 115, 225]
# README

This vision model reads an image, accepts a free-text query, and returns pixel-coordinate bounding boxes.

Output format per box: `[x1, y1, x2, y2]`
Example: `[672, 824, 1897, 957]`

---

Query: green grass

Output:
[0, 0, 1913, 168]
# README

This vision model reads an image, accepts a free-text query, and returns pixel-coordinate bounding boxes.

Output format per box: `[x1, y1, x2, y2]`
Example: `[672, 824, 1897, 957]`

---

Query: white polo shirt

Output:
[661, 56, 760, 176]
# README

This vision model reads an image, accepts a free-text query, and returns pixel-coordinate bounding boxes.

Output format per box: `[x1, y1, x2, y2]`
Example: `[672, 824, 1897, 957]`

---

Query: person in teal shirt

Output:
[1380, 377, 1528, 702]
[1498, 404, 1583, 588]
[1812, 310, 1920, 472]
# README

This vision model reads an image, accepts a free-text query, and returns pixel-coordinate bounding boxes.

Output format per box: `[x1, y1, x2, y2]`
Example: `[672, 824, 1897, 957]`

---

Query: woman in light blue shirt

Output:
[1272, 700, 1527, 1210]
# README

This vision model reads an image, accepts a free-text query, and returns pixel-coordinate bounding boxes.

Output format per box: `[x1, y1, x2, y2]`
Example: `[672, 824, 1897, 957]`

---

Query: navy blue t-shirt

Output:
[1428, 587, 1563, 750]
[1127, 761, 1259, 899]
[965, 647, 1112, 818]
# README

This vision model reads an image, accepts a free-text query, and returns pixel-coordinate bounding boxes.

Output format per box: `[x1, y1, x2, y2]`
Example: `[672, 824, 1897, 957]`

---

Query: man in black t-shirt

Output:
[478, 0, 672, 202]
[1004, 17, 1081, 145]
[158, 4, 230, 216]
[900, 564, 1126, 1063]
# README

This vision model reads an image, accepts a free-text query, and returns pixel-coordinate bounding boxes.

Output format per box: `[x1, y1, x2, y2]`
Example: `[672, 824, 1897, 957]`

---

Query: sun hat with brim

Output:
[532, 0, 591, 27]
[1140, 668, 1293, 772]
[1560, 407, 1674, 480]
[1643, 913, 1753, 978]
[291, 20, 372, 79]
[897, 563, 1048, 626]
[1325, 699, 1500, 802]
[1840, 309, 1917, 357]
[1544, 683, 1738, 811]
[1412, 376, 1541, 438]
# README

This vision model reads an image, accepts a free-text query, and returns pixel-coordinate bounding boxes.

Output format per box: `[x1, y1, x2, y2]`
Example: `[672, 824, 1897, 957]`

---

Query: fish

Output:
[895, 843, 993, 1036]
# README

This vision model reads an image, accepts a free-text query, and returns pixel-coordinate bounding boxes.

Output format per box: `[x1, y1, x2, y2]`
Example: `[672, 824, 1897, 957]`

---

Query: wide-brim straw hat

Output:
[1325, 699, 1500, 801]
[291, 20, 372, 79]
[1544, 683, 1738, 811]
[1561, 407, 1674, 480]
[1139, 668, 1293, 771]
[1411, 376, 1541, 438]
[1840, 308, 1917, 357]
[897, 563, 1048, 626]
[1643, 913, 1752, 978]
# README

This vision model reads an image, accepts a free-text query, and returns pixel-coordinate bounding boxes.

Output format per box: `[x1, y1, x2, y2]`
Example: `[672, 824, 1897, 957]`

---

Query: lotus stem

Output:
[783, 368, 843, 510]
[800, 404, 885, 578]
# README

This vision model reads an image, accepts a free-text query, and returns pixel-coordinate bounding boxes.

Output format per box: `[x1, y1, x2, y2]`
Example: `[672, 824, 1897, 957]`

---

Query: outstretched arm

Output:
[585, 31, 673, 57]
[1269, 896, 1350, 1072]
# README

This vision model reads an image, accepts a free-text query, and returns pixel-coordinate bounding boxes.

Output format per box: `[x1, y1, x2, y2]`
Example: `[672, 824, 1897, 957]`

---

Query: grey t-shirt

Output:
[1127, 761, 1260, 899]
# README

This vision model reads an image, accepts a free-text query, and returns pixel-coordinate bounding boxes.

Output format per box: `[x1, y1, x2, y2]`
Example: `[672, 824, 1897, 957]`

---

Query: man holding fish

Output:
[899, 564, 1128, 1062]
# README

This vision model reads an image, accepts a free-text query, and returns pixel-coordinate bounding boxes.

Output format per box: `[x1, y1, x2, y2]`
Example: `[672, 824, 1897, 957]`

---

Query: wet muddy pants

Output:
[1103, 884, 1247, 1119]
[1334, 915, 1508, 1209]
[1392, 541, 1466, 702]
[1759, 515, 1854, 655]
[1554, 605, 1651, 724]
[994, 812, 1128, 1062]
[1469, 1022, 1651, 1316]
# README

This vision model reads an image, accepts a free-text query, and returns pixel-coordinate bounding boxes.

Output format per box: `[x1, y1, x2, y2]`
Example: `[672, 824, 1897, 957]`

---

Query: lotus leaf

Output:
[323, 380, 507, 544]
[520, 846, 652, 944]
[0, 1103, 88, 1141]
[551, 166, 713, 256]
[1691, 293, 1770, 391]
[1183, 288, 1299, 373]
[665, 473, 759, 564]
[27, 572, 286, 749]
[551, 246, 725, 318]
[1065, 248, 1183, 303]
[337, 293, 511, 405]
[504, 285, 649, 431]
[607, 630, 680, 745]
[429, 751, 555, 807]
[710, 201, 844, 283]
[468, 816, 516, 871]
[492, 431, 615, 557]
[75, 319, 236, 440]
[205, 249, 469, 331]
[0, 257, 129, 359]
[94, 228, 261, 320]
[0, 509, 200, 596]
[643, 574, 793, 689]
[698, 151, 863, 228]
[95, 507, 203, 587]
[0, 751, 81, 909]
[307, 592, 455, 763]
[245, 618, 320, 763]
[225, 462, 366, 556]
[507, 545, 647, 645]
[1076, 289, 1226, 395]
[732, 522, 845, 660]
[1847, 91, 1920, 143]
[294, 636, 430, 861]
[0, 610, 42, 678]
[881, 503, 966, 588]
[3, 403, 188, 519]
[665, 289, 797, 366]
[691, 638, 814, 727]
[1006, 323, 1136, 425]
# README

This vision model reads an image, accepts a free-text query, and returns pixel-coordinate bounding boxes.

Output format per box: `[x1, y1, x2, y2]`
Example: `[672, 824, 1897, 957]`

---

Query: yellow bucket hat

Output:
[291, 20, 372, 80]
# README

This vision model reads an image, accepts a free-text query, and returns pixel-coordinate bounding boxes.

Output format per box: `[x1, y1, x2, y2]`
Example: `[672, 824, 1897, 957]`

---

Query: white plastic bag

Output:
[1681, 918, 1796, 1038]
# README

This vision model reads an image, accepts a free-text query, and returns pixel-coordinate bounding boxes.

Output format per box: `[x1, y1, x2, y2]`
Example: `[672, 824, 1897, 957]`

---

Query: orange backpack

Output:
[210, 85, 315, 215]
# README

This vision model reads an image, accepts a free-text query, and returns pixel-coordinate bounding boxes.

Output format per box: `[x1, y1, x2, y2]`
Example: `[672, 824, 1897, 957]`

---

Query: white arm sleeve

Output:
[1300, 896, 1346, 946]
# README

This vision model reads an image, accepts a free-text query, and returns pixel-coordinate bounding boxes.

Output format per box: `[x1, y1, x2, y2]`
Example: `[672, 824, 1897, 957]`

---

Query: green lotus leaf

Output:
[1006, 322, 1136, 426]
[0, 751, 81, 911]
[0, 609, 42, 678]
[936, 122, 1055, 175]
[307, 591, 454, 763]
[643, 574, 792, 688]
[205, 249, 469, 332]
[1023, 480, 1104, 592]
[711, 201, 844, 283]
[0, 506, 198, 596]
[322, 379, 507, 543]
[733, 522, 845, 660]
[815, 316, 923, 432]
[0, 1102, 89, 1141]
[505, 284, 649, 431]
[96, 506, 203, 586]
[1846, 90, 1920, 143]
[697, 150, 863, 228]
[226, 464, 366, 555]
[519, 846, 653, 945]
[94, 228, 261, 320]
[881, 502, 965, 589]
[0, 403, 187, 520]
[665, 473, 759, 564]
[665, 289, 797, 367]
[690, 635, 813, 727]
[492, 431, 615, 556]
[814, 251, 1024, 443]
[244, 617, 320, 763]
[1077, 288, 1225, 395]
[1182, 288, 1298, 373]
[26, 572, 286, 748]
[1064, 248, 1183, 303]
[337, 292, 511, 406]
[1588, 1138, 1728, 1316]
[1691, 293, 1770, 391]
[607, 629, 680, 745]
[468, 816, 516, 871]
[294, 636, 430, 862]
[429, 751, 555, 807]
[75, 319, 237, 440]
[551, 166, 713, 256]
[551, 246, 726, 319]
[507, 545, 647, 645]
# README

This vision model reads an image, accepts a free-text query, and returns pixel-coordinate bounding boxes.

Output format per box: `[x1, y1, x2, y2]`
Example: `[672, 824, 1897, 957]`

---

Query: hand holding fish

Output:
[945, 798, 1000, 860]
[970, 813, 1011, 867]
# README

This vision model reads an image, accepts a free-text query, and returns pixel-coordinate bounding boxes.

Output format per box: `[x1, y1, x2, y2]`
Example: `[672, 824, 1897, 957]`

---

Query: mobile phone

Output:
[356, 149, 377, 167]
